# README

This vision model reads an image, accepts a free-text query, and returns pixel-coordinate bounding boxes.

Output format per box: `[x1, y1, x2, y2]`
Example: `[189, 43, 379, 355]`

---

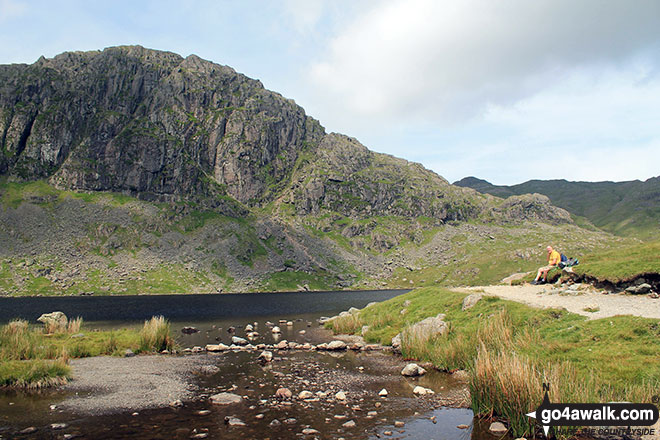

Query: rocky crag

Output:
[0, 46, 616, 295]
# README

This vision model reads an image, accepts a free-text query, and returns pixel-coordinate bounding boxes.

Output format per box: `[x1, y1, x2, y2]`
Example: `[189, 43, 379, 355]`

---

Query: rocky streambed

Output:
[0, 313, 500, 440]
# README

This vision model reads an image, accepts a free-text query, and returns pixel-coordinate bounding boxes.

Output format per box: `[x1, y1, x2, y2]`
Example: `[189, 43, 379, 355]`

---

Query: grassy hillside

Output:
[455, 176, 660, 240]
[0, 178, 633, 296]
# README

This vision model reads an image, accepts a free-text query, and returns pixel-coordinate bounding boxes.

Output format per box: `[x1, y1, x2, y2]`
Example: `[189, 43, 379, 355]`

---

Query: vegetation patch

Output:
[0, 316, 176, 388]
[262, 270, 336, 292]
[573, 239, 660, 283]
[327, 287, 660, 437]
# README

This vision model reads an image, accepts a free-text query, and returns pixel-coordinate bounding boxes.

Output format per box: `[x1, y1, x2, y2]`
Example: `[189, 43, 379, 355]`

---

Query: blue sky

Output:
[2, 0, 659, 185]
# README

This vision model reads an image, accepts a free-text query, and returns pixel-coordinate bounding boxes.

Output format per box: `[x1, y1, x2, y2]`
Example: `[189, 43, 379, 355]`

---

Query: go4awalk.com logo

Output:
[526, 384, 659, 438]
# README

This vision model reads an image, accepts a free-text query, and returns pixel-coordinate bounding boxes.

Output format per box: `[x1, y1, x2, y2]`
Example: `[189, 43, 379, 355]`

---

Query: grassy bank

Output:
[327, 287, 660, 437]
[573, 239, 660, 282]
[0, 316, 175, 388]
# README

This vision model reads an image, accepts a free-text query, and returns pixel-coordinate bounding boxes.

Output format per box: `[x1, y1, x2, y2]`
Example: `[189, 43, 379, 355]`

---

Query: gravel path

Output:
[454, 284, 660, 320]
[59, 355, 205, 414]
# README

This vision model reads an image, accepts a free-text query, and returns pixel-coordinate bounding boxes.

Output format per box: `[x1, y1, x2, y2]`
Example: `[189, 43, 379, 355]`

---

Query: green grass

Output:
[573, 239, 660, 282]
[262, 270, 336, 292]
[0, 316, 176, 388]
[0, 179, 135, 210]
[327, 287, 660, 437]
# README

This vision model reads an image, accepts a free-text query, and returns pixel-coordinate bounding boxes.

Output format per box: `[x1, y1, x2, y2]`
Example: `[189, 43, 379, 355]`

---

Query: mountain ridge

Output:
[454, 176, 660, 239]
[0, 46, 619, 295]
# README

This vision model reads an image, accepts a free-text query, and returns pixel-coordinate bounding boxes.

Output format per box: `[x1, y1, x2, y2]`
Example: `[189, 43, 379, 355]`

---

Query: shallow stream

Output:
[0, 290, 505, 439]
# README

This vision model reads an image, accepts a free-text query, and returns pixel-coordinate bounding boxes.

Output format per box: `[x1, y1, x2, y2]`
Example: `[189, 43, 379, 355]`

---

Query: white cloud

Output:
[308, 0, 660, 128]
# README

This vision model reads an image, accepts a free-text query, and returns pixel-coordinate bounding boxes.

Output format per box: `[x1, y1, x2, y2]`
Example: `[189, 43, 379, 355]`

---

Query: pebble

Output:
[302, 428, 320, 435]
[191, 434, 208, 439]
[384, 431, 393, 436]
[269, 419, 281, 427]
[394, 421, 405, 428]
[20, 427, 37, 434]
[225, 416, 246, 427]
[378, 388, 388, 397]
[50, 423, 68, 430]
[335, 391, 347, 400]
[255, 414, 265, 419]
[457, 424, 469, 429]
[489, 421, 508, 434]
[342, 420, 356, 428]
[275, 387, 292, 399]
[298, 390, 314, 400]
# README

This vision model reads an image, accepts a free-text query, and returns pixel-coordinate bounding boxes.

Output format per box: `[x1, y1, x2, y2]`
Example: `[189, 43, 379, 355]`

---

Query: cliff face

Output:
[1, 46, 322, 214]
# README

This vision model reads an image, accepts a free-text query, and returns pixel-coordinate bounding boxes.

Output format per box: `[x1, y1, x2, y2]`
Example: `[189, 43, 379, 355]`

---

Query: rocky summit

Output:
[0, 46, 605, 295]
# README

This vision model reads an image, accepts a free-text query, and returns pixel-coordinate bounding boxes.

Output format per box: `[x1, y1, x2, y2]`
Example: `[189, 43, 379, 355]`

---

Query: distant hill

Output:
[454, 176, 660, 239]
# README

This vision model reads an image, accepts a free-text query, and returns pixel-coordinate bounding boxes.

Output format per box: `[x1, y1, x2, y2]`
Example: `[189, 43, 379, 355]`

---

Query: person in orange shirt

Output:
[532, 246, 561, 284]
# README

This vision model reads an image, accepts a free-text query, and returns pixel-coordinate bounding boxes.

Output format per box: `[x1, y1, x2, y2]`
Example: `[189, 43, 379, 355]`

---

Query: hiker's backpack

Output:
[560, 254, 568, 263]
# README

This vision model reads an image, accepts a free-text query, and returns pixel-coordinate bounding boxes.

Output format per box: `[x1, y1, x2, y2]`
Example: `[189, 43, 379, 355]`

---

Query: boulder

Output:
[258, 350, 273, 363]
[348, 307, 360, 314]
[391, 333, 402, 352]
[209, 392, 243, 405]
[37, 312, 67, 330]
[401, 363, 426, 377]
[462, 294, 482, 310]
[206, 343, 229, 352]
[231, 336, 248, 346]
[327, 340, 347, 351]
[626, 283, 652, 294]
[413, 386, 434, 395]
[404, 313, 448, 343]
[275, 388, 293, 399]
[298, 390, 314, 400]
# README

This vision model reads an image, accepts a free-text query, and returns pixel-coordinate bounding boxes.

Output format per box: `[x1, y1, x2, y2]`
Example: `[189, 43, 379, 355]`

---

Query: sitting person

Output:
[532, 246, 561, 284]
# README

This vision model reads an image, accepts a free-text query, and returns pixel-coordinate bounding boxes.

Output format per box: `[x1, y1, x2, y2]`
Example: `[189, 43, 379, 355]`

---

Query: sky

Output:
[1, 0, 659, 185]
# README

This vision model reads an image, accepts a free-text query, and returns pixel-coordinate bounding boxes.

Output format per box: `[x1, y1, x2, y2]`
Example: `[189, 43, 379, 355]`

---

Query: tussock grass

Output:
[329, 313, 363, 334]
[1, 316, 175, 388]
[5, 319, 28, 335]
[139, 316, 174, 352]
[67, 317, 83, 333]
[328, 286, 660, 437]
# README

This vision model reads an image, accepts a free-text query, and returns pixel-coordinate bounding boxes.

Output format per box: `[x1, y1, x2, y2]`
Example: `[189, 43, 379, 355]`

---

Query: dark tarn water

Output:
[0, 291, 506, 440]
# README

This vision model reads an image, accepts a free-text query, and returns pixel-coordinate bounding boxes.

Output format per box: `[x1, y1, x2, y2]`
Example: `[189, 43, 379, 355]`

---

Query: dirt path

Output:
[453, 284, 660, 320]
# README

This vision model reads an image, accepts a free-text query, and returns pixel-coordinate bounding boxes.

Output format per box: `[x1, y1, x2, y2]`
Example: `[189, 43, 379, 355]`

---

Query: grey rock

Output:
[257, 350, 273, 363]
[489, 421, 508, 434]
[124, 349, 135, 358]
[225, 416, 246, 427]
[209, 392, 243, 405]
[37, 312, 67, 330]
[231, 336, 248, 345]
[401, 363, 426, 377]
[462, 293, 482, 310]
[326, 340, 347, 350]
